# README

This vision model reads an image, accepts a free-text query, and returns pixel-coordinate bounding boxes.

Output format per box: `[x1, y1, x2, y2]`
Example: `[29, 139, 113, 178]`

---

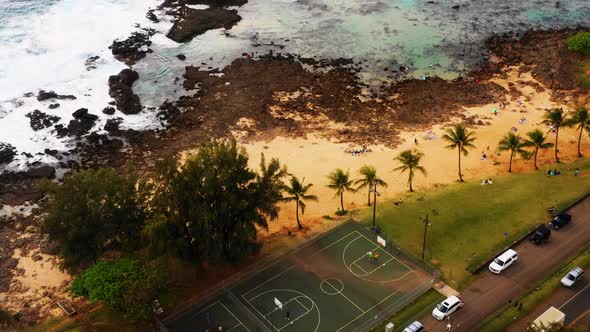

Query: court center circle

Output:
[320, 278, 344, 295]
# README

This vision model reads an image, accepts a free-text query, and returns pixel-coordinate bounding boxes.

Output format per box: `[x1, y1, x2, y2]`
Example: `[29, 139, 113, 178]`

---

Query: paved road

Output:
[419, 196, 590, 332]
[505, 278, 590, 331]
[561, 282, 590, 327]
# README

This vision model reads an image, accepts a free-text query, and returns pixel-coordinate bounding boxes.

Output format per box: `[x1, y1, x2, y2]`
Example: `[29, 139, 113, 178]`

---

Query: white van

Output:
[489, 249, 518, 274]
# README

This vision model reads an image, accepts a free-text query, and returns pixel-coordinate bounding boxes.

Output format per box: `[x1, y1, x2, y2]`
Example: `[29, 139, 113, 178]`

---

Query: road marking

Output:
[560, 283, 590, 309]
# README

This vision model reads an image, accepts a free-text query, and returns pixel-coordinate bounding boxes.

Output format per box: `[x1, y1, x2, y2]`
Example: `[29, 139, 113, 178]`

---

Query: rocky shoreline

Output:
[0, 6, 589, 324]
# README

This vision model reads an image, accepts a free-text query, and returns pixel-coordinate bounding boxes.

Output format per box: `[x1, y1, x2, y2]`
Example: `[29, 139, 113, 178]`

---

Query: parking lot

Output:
[419, 196, 590, 331]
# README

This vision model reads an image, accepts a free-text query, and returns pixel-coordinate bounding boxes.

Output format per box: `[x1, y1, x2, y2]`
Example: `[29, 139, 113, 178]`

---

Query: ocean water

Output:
[0, 0, 589, 170]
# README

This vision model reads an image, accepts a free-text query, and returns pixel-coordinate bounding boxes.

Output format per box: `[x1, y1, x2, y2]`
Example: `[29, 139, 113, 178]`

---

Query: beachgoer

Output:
[575, 168, 580, 176]
[414, 138, 418, 145]
[481, 153, 486, 160]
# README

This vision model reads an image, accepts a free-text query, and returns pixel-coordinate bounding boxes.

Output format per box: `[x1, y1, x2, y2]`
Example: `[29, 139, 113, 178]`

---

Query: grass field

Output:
[360, 158, 590, 289]
[480, 245, 590, 331]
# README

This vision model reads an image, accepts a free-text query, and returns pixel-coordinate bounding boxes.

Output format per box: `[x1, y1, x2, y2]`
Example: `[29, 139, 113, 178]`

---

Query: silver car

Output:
[561, 267, 584, 287]
[403, 321, 424, 332]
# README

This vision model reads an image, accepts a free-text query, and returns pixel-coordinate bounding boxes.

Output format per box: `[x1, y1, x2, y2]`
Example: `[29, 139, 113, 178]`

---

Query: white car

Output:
[561, 267, 584, 287]
[489, 249, 518, 274]
[432, 295, 463, 321]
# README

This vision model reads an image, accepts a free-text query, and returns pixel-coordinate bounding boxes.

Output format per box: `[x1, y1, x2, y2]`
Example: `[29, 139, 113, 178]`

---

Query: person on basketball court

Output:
[368, 251, 374, 262]
[373, 252, 380, 262]
[286, 310, 290, 320]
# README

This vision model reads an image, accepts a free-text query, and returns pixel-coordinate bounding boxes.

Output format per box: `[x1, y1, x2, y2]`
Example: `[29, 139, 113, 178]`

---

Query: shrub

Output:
[566, 32, 590, 54]
[70, 258, 163, 319]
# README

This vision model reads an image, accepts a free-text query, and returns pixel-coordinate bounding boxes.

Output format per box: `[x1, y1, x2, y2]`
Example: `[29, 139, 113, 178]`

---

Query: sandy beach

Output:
[243, 68, 585, 244]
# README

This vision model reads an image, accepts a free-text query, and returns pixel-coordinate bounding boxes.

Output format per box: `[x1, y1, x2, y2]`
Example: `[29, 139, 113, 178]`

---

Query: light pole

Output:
[420, 214, 431, 261]
[371, 179, 381, 231]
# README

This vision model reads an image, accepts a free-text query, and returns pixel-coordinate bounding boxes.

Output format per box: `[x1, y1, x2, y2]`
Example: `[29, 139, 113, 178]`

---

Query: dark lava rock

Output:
[177, 54, 187, 60]
[104, 118, 123, 132]
[36, 90, 76, 101]
[147, 9, 160, 23]
[167, 7, 241, 43]
[53, 124, 69, 138]
[72, 108, 89, 118]
[185, 0, 248, 6]
[110, 29, 155, 65]
[0, 143, 17, 165]
[48, 103, 60, 109]
[27, 166, 56, 179]
[86, 132, 124, 151]
[43, 149, 59, 156]
[25, 110, 61, 131]
[108, 69, 142, 115]
[102, 106, 116, 115]
[67, 110, 99, 136]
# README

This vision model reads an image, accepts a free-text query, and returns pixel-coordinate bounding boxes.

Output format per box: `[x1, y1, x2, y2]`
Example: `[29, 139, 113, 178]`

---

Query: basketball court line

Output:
[218, 301, 252, 332]
[355, 232, 413, 272]
[335, 291, 399, 332]
[243, 265, 296, 299]
[190, 300, 251, 332]
[237, 227, 416, 331]
[322, 278, 364, 313]
[242, 289, 319, 332]
[310, 232, 361, 257]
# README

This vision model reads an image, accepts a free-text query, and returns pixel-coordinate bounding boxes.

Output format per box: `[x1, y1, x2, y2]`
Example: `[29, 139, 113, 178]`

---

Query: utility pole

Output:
[421, 214, 431, 261]
[372, 179, 381, 231]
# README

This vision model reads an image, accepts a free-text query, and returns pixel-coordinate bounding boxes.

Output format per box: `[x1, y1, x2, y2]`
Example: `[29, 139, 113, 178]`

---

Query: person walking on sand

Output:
[414, 138, 418, 145]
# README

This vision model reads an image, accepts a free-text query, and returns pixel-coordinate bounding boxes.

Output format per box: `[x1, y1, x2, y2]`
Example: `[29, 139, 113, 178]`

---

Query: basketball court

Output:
[163, 221, 433, 332]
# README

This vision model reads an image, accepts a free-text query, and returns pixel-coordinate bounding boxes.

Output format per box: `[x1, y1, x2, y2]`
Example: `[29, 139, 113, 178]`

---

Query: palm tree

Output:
[497, 132, 528, 172]
[442, 124, 477, 182]
[522, 129, 554, 170]
[354, 165, 388, 206]
[542, 108, 569, 162]
[281, 176, 318, 229]
[327, 168, 355, 213]
[393, 150, 427, 192]
[565, 106, 590, 157]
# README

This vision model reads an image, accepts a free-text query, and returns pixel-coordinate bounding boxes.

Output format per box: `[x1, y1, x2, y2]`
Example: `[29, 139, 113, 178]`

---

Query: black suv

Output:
[530, 224, 551, 245]
[550, 212, 572, 230]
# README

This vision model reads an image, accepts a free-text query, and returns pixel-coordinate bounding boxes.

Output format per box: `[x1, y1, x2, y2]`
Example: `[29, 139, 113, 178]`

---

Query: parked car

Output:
[432, 295, 463, 321]
[403, 321, 424, 332]
[529, 224, 551, 245]
[561, 267, 584, 287]
[489, 249, 518, 274]
[550, 212, 572, 230]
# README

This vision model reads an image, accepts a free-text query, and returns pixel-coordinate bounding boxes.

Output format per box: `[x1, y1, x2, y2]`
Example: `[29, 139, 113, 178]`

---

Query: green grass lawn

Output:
[360, 158, 590, 289]
[370, 289, 444, 332]
[575, 56, 590, 89]
[480, 245, 590, 331]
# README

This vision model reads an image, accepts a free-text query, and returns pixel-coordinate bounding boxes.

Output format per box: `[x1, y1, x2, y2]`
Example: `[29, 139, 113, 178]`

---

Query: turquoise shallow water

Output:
[134, 0, 590, 102]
